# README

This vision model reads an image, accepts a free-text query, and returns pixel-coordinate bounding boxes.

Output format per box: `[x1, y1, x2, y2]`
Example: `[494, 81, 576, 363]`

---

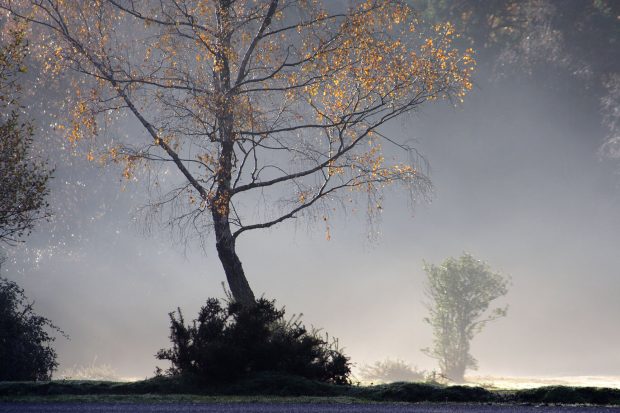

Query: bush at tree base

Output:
[156, 298, 351, 384]
[0, 277, 63, 381]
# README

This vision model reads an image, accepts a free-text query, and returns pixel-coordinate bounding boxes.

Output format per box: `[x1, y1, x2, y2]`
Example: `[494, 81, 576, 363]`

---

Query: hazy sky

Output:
[3, 18, 620, 380]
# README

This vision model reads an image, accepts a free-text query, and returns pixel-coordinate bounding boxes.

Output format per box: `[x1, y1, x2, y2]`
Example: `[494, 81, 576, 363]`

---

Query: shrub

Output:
[0, 277, 64, 381]
[358, 359, 426, 384]
[156, 297, 350, 384]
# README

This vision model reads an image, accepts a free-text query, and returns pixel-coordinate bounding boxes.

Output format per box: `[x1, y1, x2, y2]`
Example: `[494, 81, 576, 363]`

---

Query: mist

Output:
[2, 0, 619, 384]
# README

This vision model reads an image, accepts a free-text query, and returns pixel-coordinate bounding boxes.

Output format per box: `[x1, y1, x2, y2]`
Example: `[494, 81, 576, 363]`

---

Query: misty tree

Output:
[0, 27, 52, 246]
[2, 0, 474, 306]
[422, 253, 509, 383]
[412, 0, 620, 158]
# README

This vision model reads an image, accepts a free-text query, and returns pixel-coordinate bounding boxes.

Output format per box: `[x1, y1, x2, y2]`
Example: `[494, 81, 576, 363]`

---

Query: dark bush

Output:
[0, 277, 64, 381]
[156, 297, 350, 384]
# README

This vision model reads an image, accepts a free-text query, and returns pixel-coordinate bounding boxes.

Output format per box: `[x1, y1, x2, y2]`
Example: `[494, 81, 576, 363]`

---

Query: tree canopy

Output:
[1, 0, 474, 305]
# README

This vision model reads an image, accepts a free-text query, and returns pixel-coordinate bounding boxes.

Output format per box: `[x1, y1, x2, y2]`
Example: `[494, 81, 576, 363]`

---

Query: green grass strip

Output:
[0, 373, 618, 406]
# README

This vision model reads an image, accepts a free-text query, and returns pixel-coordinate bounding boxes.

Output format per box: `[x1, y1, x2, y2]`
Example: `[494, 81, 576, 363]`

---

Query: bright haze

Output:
[2, 0, 619, 382]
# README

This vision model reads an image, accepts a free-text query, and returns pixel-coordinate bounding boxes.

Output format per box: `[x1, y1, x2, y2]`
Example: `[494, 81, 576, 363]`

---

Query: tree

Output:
[422, 253, 509, 383]
[0, 28, 60, 382]
[0, 276, 63, 380]
[0, 27, 52, 246]
[2, 0, 474, 306]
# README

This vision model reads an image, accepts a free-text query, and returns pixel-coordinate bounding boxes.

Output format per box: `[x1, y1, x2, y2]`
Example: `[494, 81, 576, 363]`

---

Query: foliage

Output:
[0, 276, 64, 381]
[0, 114, 52, 245]
[358, 358, 426, 384]
[1, 1, 475, 305]
[156, 297, 351, 384]
[415, 0, 619, 75]
[0, 27, 52, 246]
[422, 253, 509, 383]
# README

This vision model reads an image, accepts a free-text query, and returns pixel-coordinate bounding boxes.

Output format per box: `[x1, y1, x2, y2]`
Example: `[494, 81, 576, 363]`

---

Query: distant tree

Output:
[422, 253, 509, 383]
[1, 1, 474, 306]
[0, 27, 52, 246]
[411, 0, 620, 159]
[0, 276, 64, 381]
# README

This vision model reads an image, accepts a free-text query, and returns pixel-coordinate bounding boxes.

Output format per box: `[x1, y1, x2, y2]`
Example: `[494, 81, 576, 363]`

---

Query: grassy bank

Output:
[1, 373, 619, 405]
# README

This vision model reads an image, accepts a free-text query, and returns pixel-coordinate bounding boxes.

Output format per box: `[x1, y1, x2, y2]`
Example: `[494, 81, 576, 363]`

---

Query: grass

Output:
[1, 373, 619, 406]
[0, 394, 370, 404]
[512, 385, 620, 405]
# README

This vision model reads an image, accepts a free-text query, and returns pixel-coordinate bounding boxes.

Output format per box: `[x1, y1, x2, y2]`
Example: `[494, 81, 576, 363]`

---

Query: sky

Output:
[2, 8, 620, 381]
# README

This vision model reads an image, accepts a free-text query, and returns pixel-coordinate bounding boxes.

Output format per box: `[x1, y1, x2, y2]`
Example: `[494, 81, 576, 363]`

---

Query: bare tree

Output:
[2, 0, 474, 306]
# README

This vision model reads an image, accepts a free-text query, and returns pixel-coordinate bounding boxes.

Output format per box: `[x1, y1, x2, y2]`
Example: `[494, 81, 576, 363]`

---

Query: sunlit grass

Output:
[56, 357, 140, 382]
[467, 375, 620, 390]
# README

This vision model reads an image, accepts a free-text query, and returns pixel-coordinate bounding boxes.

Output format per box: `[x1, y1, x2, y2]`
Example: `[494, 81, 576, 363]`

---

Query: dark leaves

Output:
[0, 277, 65, 381]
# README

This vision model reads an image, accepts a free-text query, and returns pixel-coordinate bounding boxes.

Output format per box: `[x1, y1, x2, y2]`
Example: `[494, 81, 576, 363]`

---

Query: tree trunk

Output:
[211, 134, 256, 307]
[445, 327, 468, 383]
[210, 0, 256, 307]
[213, 211, 256, 307]
[446, 365, 466, 383]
